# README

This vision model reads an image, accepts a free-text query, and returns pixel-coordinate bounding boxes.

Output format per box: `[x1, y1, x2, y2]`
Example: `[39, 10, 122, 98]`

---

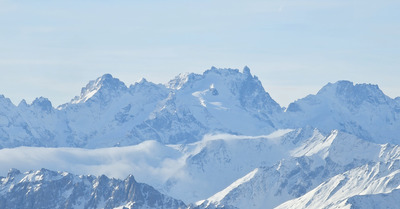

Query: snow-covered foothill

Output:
[197, 130, 400, 209]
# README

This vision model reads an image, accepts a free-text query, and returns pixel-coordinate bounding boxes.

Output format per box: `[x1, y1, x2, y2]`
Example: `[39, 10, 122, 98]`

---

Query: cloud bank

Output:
[0, 140, 185, 187]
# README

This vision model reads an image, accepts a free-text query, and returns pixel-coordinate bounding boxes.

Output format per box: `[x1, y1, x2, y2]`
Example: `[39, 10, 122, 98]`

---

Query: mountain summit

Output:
[68, 74, 128, 105]
[286, 80, 400, 144]
[315, 80, 390, 107]
[142, 66, 282, 144]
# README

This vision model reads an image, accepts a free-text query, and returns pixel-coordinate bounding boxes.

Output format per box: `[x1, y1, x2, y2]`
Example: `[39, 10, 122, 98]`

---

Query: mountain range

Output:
[0, 67, 400, 209]
[0, 168, 186, 209]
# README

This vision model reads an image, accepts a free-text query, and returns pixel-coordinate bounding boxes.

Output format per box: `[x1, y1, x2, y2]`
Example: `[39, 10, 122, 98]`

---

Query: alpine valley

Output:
[1, 67, 400, 209]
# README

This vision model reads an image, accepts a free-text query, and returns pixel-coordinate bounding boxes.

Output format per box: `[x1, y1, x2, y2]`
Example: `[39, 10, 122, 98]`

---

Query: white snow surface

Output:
[275, 159, 400, 209]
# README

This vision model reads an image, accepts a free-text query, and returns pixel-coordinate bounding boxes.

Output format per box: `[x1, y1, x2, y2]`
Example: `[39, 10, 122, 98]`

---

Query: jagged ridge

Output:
[0, 168, 186, 209]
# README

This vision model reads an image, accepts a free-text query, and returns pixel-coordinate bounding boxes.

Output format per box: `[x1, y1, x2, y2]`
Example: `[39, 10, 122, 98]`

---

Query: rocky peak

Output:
[7, 168, 21, 178]
[96, 74, 127, 91]
[0, 95, 14, 107]
[18, 99, 28, 108]
[243, 65, 251, 76]
[67, 74, 128, 106]
[167, 72, 202, 90]
[0, 169, 187, 209]
[130, 78, 166, 92]
[167, 67, 253, 91]
[31, 97, 53, 112]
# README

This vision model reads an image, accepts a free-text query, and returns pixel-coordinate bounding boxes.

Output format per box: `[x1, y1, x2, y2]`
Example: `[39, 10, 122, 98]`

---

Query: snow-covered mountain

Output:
[275, 159, 400, 209]
[0, 67, 283, 148]
[1, 67, 400, 208]
[0, 95, 70, 148]
[1, 68, 399, 148]
[286, 80, 400, 144]
[4, 127, 400, 209]
[161, 129, 306, 202]
[0, 168, 186, 209]
[196, 130, 400, 209]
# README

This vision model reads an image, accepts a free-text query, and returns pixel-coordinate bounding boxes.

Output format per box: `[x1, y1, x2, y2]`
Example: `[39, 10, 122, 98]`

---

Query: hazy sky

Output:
[0, 0, 399, 107]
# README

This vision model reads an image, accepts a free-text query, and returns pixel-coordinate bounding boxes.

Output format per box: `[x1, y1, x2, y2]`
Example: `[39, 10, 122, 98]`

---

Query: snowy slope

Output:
[274, 141, 400, 209]
[162, 129, 305, 202]
[0, 95, 70, 148]
[59, 75, 171, 147]
[133, 67, 282, 144]
[197, 130, 397, 209]
[275, 158, 400, 209]
[346, 189, 400, 209]
[0, 168, 187, 209]
[165, 67, 282, 135]
[286, 80, 400, 144]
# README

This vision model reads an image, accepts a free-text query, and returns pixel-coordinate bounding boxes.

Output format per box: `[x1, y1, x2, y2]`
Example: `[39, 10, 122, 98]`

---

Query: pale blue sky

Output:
[0, 0, 399, 107]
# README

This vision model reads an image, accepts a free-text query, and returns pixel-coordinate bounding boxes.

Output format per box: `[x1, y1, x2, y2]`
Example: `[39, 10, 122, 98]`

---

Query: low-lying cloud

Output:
[0, 140, 185, 187]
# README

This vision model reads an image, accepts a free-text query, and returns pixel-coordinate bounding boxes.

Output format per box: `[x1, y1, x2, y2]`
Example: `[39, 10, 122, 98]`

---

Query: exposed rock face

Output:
[0, 168, 186, 209]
